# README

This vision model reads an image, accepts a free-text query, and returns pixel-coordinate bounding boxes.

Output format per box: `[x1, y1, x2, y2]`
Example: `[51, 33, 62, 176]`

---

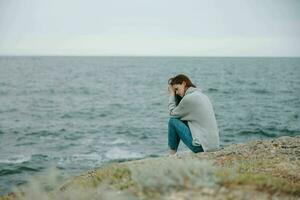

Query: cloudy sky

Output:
[0, 0, 299, 56]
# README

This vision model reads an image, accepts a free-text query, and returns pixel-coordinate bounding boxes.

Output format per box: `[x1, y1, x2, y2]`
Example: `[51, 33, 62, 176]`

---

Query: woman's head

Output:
[168, 74, 196, 97]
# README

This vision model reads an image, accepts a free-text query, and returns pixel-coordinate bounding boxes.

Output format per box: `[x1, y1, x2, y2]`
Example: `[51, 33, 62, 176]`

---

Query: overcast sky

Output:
[0, 0, 299, 56]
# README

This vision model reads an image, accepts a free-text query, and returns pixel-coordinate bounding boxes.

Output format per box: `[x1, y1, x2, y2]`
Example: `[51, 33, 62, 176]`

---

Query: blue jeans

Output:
[168, 118, 204, 153]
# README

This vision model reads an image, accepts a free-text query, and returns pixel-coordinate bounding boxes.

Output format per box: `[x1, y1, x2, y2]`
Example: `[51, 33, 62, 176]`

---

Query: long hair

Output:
[168, 74, 196, 87]
[168, 74, 196, 105]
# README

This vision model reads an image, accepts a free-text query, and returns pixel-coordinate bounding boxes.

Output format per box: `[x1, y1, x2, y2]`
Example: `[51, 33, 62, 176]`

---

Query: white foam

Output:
[105, 147, 143, 160]
[71, 153, 101, 161]
[0, 155, 32, 164]
[57, 153, 103, 169]
[110, 138, 129, 145]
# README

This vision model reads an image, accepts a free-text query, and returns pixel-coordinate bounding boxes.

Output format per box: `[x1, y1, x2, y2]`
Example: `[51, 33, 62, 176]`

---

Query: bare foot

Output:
[169, 150, 177, 156]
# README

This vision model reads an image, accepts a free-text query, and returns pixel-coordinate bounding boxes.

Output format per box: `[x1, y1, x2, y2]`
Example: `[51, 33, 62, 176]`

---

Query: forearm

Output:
[168, 95, 177, 115]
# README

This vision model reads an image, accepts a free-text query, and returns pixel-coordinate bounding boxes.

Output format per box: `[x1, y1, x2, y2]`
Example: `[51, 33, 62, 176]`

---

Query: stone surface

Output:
[1, 135, 300, 200]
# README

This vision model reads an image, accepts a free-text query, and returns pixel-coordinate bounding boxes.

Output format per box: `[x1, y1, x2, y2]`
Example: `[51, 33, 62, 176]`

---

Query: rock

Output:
[1, 135, 300, 200]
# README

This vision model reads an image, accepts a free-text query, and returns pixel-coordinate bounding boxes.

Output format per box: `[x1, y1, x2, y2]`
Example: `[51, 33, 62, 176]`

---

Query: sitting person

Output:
[167, 74, 220, 155]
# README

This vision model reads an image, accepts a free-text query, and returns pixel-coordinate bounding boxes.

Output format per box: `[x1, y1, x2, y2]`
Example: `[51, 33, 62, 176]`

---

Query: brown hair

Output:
[168, 74, 196, 88]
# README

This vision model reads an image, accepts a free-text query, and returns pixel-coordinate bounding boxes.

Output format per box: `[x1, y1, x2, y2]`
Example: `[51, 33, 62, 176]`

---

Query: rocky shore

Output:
[1, 135, 300, 200]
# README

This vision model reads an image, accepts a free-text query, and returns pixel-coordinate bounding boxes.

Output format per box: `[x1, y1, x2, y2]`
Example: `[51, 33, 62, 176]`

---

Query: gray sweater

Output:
[168, 87, 220, 152]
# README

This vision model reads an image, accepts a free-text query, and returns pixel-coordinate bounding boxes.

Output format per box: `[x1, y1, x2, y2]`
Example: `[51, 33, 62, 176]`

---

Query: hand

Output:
[168, 85, 175, 95]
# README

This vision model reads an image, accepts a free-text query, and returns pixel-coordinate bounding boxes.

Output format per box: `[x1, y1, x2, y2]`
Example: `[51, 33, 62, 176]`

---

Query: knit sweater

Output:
[168, 87, 220, 152]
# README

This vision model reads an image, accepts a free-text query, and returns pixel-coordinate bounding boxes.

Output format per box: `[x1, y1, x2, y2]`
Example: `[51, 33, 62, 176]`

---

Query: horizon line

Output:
[0, 54, 299, 58]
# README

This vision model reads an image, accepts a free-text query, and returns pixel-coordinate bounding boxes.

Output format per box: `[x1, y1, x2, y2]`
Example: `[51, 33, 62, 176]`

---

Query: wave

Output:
[0, 108, 17, 114]
[25, 130, 60, 137]
[15, 142, 37, 147]
[57, 153, 103, 169]
[207, 88, 218, 92]
[110, 138, 130, 145]
[0, 155, 32, 164]
[0, 166, 40, 176]
[237, 129, 277, 138]
[277, 128, 300, 137]
[105, 147, 143, 161]
[237, 128, 300, 138]
[250, 88, 272, 94]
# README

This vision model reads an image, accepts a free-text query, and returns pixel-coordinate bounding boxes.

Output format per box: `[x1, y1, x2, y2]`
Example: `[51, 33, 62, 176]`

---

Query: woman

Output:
[168, 74, 219, 155]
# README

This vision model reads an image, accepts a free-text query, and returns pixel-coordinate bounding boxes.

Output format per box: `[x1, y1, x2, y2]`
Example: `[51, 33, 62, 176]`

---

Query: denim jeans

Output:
[168, 118, 204, 153]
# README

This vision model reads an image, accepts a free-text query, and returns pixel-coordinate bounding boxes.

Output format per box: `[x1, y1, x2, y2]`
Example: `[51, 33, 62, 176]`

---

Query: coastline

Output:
[1, 135, 300, 200]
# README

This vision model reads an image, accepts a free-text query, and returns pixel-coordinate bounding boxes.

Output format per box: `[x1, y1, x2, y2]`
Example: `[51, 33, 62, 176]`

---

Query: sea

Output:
[0, 56, 299, 195]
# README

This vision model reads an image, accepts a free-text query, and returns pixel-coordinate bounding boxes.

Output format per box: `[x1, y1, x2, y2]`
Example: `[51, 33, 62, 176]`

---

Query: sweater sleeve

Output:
[168, 95, 192, 118]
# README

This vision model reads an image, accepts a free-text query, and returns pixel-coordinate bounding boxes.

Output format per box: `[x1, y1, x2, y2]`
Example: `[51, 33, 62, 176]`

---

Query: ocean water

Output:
[0, 56, 299, 195]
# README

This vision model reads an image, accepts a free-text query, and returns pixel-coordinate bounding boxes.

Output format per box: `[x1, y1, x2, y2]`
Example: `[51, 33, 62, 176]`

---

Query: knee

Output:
[168, 117, 179, 127]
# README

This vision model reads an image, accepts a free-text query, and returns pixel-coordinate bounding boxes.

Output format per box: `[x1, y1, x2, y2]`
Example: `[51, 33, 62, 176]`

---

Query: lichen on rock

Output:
[1, 135, 300, 200]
